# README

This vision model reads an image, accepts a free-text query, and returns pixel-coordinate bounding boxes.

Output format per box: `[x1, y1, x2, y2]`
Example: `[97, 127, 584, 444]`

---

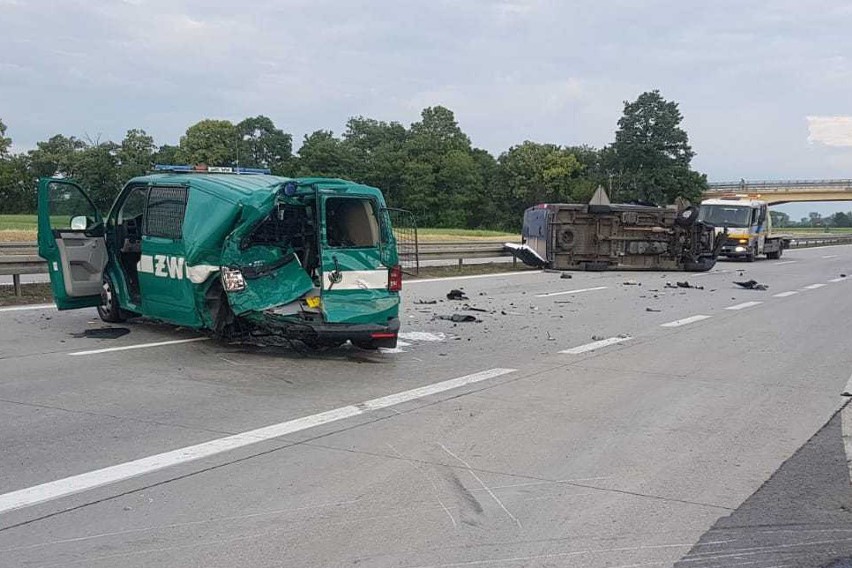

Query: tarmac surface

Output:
[1, 245, 851, 567]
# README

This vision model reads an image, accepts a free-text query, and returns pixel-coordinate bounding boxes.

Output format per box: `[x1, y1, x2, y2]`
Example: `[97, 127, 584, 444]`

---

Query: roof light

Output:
[153, 164, 271, 175]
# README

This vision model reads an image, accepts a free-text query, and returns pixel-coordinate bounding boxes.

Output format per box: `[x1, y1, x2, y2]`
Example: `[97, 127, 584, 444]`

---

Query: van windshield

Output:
[325, 197, 381, 248]
[698, 204, 752, 228]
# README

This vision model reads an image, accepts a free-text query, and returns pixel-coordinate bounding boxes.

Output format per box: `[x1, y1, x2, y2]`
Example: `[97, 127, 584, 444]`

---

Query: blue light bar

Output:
[153, 164, 272, 175]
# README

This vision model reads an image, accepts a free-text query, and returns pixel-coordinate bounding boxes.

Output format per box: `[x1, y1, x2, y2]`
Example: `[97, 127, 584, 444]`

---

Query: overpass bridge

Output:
[704, 180, 852, 204]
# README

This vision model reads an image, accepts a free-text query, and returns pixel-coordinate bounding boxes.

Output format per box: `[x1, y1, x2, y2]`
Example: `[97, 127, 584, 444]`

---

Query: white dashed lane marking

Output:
[773, 261, 797, 266]
[725, 301, 763, 311]
[0, 367, 517, 515]
[802, 283, 827, 290]
[0, 304, 56, 313]
[773, 291, 798, 298]
[69, 337, 209, 356]
[829, 277, 847, 283]
[536, 286, 608, 298]
[559, 336, 631, 354]
[660, 315, 712, 328]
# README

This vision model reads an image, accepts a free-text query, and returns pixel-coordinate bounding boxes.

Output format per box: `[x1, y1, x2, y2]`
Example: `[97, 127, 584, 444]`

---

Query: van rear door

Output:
[37, 178, 107, 310]
[319, 195, 398, 324]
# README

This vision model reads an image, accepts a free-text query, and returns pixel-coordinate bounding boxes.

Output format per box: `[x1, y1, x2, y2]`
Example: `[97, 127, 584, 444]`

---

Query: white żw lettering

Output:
[154, 255, 168, 277]
[167, 256, 185, 280]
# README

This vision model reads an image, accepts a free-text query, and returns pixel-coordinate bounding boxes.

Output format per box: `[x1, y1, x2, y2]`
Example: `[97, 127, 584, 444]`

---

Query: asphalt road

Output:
[1, 245, 851, 567]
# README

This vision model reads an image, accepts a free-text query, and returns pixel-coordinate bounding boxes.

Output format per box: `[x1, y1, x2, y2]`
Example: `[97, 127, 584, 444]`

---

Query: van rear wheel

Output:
[97, 273, 127, 323]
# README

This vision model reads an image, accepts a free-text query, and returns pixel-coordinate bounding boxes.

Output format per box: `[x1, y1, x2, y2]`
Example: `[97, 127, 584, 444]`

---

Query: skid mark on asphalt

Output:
[440, 443, 522, 528]
[0, 368, 516, 515]
[559, 336, 631, 354]
[387, 442, 458, 528]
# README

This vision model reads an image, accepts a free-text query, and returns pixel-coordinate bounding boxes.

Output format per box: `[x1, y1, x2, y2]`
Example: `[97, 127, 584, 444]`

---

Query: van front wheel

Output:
[97, 273, 127, 323]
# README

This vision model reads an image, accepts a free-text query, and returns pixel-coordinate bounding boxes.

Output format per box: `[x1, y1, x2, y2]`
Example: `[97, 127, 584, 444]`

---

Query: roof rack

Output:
[154, 164, 272, 175]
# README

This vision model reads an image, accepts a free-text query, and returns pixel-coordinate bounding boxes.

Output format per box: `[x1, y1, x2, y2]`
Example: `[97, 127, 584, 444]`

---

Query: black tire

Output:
[97, 273, 127, 323]
[745, 245, 756, 262]
[684, 256, 716, 272]
[766, 244, 782, 260]
[675, 206, 699, 227]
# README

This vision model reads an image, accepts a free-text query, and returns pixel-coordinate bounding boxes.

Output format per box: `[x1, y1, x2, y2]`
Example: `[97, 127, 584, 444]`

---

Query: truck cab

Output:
[37, 166, 403, 349]
[698, 195, 787, 261]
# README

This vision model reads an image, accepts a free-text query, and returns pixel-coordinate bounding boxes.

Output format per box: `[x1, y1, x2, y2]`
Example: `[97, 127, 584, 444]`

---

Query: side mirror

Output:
[70, 215, 89, 230]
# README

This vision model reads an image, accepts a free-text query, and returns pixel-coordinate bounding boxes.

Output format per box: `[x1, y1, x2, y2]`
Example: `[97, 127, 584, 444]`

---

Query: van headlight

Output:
[221, 267, 246, 292]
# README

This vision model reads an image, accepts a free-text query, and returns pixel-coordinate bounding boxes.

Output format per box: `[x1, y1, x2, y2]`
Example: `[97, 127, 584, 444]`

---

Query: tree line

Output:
[0, 90, 707, 230]
[771, 210, 852, 228]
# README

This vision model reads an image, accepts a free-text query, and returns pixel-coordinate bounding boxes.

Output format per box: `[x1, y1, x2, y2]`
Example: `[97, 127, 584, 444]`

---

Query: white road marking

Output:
[0, 367, 516, 515]
[559, 336, 631, 354]
[773, 291, 799, 298]
[536, 286, 608, 298]
[68, 337, 209, 356]
[660, 315, 711, 328]
[725, 301, 763, 311]
[398, 331, 446, 342]
[802, 283, 827, 290]
[822, 255, 839, 259]
[829, 277, 847, 283]
[0, 303, 56, 313]
[407, 271, 542, 284]
[773, 260, 797, 265]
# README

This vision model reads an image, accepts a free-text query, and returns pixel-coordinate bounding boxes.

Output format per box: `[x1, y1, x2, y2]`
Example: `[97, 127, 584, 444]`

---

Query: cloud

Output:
[806, 116, 852, 147]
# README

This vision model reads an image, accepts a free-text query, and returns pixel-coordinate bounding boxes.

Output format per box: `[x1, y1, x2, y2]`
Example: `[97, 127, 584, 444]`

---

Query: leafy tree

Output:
[605, 90, 706, 205]
[0, 118, 11, 157]
[117, 129, 155, 181]
[26, 134, 86, 178]
[236, 115, 292, 172]
[153, 144, 181, 165]
[72, 142, 121, 210]
[808, 211, 823, 227]
[830, 211, 852, 227]
[342, 117, 408, 206]
[177, 119, 238, 165]
[295, 130, 356, 177]
[769, 210, 792, 227]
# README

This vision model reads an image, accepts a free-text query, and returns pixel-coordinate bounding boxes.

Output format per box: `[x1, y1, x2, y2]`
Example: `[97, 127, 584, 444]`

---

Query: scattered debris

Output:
[733, 280, 769, 291]
[462, 305, 489, 313]
[665, 281, 704, 290]
[591, 335, 605, 341]
[645, 307, 661, 312]
[72, 328, 131, 339]
[622, 280, 641, 286]
[560, 272, 573, 279]
[446, 289, 468, 301]
[546, 331, 556, 341]
[414, 299, 438, 305]
[842, 274, 847, 278]
[435, 314, 478, 323]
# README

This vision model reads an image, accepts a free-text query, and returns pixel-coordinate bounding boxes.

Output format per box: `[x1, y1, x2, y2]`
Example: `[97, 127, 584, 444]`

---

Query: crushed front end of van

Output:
[206, 179, 402, 349]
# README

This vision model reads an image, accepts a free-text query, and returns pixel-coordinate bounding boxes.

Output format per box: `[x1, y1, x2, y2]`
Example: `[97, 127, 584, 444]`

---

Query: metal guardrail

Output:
[3, 236, 850, 296]
[709, 179, 852, 189]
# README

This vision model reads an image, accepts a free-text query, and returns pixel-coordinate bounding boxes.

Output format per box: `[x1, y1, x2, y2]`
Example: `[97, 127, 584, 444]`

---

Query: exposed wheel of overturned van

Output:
[675, 206, 699, 227]
[97, 273, 127, 323]
[684, 255, 716, 272]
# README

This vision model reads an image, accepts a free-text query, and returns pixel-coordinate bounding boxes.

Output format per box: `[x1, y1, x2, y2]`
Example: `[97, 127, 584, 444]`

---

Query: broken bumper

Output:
[306, 317, 401, 348]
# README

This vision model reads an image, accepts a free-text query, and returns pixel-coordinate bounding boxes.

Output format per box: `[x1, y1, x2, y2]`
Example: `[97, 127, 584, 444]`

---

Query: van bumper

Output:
[308, 317, 401, 348]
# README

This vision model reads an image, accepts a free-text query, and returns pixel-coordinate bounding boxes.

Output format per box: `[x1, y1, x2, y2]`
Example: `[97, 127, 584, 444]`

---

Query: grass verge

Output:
[406, 262, 534, 280]
[0, 283, 54, 307]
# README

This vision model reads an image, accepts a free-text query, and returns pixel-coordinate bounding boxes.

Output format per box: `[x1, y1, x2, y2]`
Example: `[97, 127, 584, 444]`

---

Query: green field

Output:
[0, 214, 39, 230]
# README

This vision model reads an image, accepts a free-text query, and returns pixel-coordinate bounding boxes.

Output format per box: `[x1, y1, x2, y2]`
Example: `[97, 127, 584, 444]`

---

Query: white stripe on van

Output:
[322, 269, 388, 291]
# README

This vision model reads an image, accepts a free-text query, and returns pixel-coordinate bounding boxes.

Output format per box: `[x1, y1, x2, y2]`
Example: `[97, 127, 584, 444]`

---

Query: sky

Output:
[2, 0, 852, 218]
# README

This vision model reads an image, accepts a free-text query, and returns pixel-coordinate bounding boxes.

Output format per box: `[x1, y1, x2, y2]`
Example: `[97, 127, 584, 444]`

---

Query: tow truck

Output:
[698, 195, 790, 261]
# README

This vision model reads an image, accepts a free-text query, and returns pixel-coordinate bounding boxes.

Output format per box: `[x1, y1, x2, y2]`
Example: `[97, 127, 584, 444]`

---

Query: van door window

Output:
[325, 198, 380, 248]
[116, 186, 148, 302]
[145, 186, 187, 239]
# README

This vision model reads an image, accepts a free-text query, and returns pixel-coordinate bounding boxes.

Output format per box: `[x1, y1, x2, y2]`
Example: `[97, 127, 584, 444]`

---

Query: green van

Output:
[37, 166, 402, 349]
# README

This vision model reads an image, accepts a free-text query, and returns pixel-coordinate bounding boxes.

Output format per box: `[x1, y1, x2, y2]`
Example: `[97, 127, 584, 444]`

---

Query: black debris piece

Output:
[734, 279, 769, 291]
[560, 272, 573, 279]
[435, 314, 478, 323]
[414, 300, 438, 305]
[591, 335, 605, 341]
[842, 274, 847, 278]
[623, 280, 641, 286]
[462, 305, 489, 313]
[73, 327, 131, 339]
[645, 307, 661, 312]
[446, 289, 468, 301]
[665, 281, 704, 290]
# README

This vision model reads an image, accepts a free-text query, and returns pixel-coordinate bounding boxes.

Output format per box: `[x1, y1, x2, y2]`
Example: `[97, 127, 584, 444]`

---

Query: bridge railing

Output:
[708, 179, 852, 190]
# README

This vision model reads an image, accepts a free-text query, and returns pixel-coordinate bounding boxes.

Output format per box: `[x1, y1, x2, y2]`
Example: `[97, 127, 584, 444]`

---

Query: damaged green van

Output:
[37, 166, 403, 349]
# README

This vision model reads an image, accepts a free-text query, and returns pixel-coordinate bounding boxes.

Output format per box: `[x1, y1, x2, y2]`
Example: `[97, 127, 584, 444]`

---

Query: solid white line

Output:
[802, 283, 826, 290]
[773, 260, 797, 265]
[660, 315, 711, 328]
[69, 337, 209, 356]
[725, 301, 763, 310]
[773, 291, 799, 298]
[829, 277, 847, 283]
[0, 367, 516, 515]
[407, 271, 542, 284]
[559, 336, 631, 354]
[0, 303, 56, 313]
[536, 286, 608, 298]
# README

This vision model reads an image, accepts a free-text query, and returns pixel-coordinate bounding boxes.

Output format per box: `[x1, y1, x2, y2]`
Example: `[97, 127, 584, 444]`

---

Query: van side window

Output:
[325, 197, 380, 248]
[145, 186, 187, 239]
